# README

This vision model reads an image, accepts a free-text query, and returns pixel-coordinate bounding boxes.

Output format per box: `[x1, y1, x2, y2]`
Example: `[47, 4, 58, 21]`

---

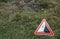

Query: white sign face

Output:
[38, 22, 45, 32]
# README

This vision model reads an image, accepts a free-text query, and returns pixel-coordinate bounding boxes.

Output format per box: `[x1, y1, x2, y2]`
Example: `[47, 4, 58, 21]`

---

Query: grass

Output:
[0, 12, 60, 39]
[0, 1, 60, 39]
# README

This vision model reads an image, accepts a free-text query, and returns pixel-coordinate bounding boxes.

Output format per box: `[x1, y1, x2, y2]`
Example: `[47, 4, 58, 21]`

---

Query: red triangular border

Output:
[34, 19, 54, 36]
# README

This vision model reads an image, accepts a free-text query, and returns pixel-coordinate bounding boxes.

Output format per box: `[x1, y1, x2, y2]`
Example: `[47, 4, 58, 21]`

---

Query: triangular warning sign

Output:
[34, 19, 54, 36]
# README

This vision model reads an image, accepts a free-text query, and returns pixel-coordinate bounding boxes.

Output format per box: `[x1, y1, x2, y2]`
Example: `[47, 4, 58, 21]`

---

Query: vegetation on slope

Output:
[0, 0, 60, 39]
